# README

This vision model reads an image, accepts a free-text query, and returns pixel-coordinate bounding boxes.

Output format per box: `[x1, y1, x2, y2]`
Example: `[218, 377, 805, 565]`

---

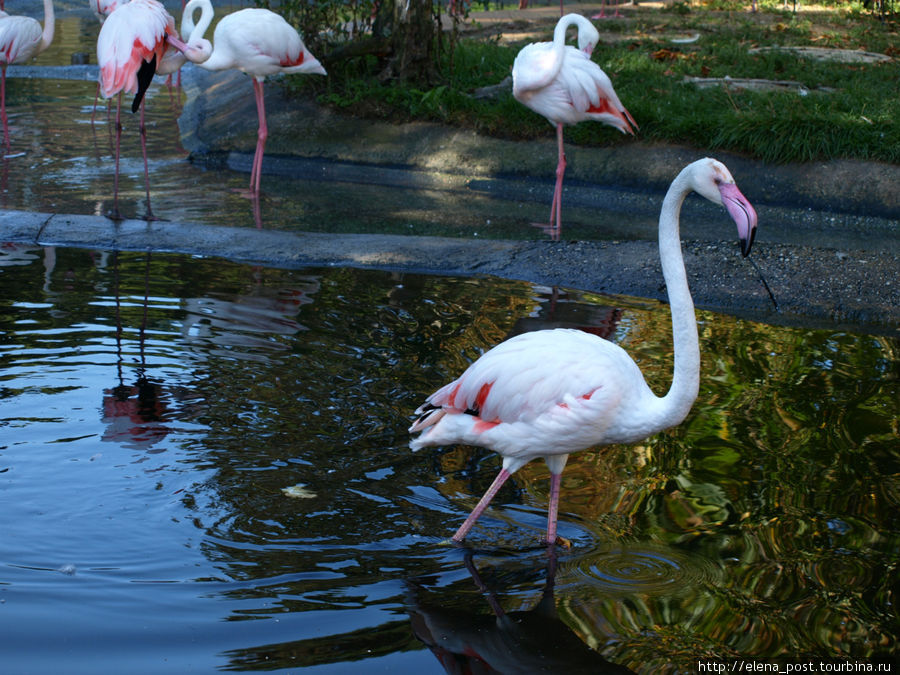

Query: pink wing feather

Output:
[97, 0, 174, 98]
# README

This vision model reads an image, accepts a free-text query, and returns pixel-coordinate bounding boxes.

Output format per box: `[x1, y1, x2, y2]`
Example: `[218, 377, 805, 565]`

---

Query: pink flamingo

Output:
[96, 0, 211, 220]
[0, 0, 55, 153]
[410, 158, 758, 546]
[513, 13, 635, 240]
[90, 0, 127, 124]
[180, 0, 326, 195]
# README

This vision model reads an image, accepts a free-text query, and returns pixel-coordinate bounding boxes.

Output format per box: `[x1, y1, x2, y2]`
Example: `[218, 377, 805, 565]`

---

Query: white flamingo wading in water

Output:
[410, 158, 758, 546]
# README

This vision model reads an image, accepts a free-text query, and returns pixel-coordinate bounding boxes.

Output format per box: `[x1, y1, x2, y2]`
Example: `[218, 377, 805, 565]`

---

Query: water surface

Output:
[1, 246, 897, 672]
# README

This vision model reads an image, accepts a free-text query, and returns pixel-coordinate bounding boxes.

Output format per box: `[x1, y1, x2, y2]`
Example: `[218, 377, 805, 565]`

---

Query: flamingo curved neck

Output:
[531, 14, 594, 89]
[655, 168, 701, 428]
[182, 0, 213, 43]
[41, 0, 56, 52]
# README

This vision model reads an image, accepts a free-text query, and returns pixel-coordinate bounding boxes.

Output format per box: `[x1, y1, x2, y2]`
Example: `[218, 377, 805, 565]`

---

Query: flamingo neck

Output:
[182, 0, 213, 42]
[656, 168, 700, 427]
[41, 0, 56, 52]
[533, 14, 594, 88]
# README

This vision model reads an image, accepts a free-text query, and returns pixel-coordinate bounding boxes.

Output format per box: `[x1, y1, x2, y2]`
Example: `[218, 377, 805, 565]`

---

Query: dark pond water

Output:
[1, 245, 898, 672]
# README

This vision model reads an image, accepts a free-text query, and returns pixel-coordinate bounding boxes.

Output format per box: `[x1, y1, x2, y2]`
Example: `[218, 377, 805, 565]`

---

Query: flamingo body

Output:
[200, 8, 325, 79]
[410, 158, 758, 545]
[411, 329, 662, 466]
[512, 14, 635, 238]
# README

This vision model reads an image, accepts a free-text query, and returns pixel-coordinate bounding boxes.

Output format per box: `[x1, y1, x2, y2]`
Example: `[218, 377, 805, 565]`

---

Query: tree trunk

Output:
[380, 0, 437, 84]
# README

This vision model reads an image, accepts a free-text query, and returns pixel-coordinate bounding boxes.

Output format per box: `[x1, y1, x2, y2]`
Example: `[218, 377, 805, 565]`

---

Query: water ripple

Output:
[570, 543, 721, 596]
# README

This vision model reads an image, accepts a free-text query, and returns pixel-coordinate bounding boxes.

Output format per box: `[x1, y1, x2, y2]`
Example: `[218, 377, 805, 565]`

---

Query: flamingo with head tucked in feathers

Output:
[0, 0, 55, 153]
[409, 158, 758, 547]
[96, 0, 210, 220]
[180, 0, 326, 195]
[513, 13, 635, 239]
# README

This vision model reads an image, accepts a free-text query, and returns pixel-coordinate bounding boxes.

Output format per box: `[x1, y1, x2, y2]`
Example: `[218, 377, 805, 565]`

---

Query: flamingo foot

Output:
[232, 186, 262, 200]
[106, 208, 125, 222]
[542, 535, 572, 549]
[529, 221, 561, 240]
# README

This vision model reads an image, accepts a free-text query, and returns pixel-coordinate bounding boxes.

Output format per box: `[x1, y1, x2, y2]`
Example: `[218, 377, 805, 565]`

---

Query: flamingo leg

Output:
[138, 101, 156, 221]
[452, 468, 512, 542]
[549, 122, 566, 240]
[1, 66, 9, 153]
[249, 78, 267, 194]
[91, 82, 100, 125]
[110, 93, 124, 221]
[543, 471, 563, 544]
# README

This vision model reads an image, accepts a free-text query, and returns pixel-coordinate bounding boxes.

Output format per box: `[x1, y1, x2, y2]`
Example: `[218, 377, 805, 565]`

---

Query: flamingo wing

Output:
[0, 16, 43, 64]
[97, 0, 174, 98]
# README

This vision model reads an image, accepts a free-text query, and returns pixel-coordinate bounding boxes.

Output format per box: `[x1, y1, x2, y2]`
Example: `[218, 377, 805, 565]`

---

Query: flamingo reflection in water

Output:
[408, 548, 635, 674]
[101, 252, 173, 451]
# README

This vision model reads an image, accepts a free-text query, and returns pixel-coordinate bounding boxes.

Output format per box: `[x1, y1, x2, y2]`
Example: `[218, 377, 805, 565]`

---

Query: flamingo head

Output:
[692, 158, 758, 258]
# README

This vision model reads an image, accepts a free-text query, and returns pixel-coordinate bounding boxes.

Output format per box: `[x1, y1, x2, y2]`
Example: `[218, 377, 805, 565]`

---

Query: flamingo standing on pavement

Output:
[180, 0, 326, 195]
[513, 13, 635, 240]
[97, 0, 211, 220]
[0, 0, 55, 153]
[410, 158, 758, 546]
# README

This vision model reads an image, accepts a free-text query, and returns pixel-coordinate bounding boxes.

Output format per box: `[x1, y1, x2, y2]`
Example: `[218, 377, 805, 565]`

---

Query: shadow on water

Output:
[1, 245, 898, 672]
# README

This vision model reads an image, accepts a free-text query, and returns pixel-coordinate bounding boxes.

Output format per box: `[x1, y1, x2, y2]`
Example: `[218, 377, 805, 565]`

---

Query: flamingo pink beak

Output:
[719, 182, 758, 257]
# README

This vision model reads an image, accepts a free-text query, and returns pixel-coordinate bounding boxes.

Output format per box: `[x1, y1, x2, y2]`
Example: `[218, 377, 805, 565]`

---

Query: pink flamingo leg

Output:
[1, 67, 9, 153]
[137, 101, 156, 220]
[249, 78, 267, 194]
[549, 122, 566, 239]
[543, 471, 563, 544]
[110, 93, 124, 220]
[452, 468, 512, 542]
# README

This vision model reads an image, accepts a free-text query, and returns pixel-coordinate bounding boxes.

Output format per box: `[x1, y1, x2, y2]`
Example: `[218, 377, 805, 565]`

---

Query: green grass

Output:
[290, 4, 900, 164]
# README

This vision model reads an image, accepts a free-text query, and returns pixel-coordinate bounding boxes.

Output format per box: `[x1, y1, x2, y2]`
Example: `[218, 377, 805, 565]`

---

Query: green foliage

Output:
[284, 4, 900, 164]
[253, 0, 377, 53]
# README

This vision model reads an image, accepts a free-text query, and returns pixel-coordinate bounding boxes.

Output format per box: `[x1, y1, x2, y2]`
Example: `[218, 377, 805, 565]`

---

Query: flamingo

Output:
[96, 0, 211, 220]
[513, 13, 635, 240]
[0, 0, 55, 153]
[409, 158, 758, 546]
[90, 0, 126, 124]
[180, 0, 326, 195]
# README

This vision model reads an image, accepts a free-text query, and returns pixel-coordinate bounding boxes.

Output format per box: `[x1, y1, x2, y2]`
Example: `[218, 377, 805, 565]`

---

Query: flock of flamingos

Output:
[1, 0, 761, 546]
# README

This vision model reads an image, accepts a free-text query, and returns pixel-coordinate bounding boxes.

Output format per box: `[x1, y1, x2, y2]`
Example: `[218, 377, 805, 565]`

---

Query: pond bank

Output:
[173, 66, 899, 334]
